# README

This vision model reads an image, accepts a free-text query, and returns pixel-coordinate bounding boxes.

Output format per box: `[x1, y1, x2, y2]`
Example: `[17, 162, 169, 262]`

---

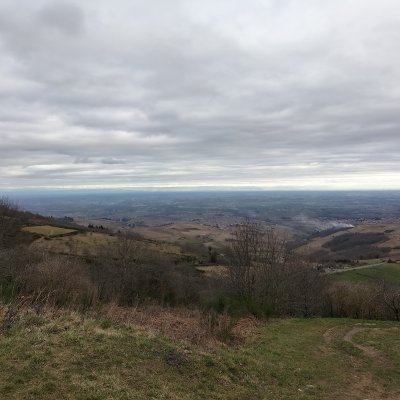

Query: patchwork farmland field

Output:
[21, 225, 77, 237]
[300, 222, 400, 261]
[25, 227, 183, 259]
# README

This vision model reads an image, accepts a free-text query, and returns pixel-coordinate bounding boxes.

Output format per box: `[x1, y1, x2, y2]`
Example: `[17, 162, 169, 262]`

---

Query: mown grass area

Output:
[22, 225, 77, 237]
[0, 311, 399, 400]
[333, 262, 400, 285]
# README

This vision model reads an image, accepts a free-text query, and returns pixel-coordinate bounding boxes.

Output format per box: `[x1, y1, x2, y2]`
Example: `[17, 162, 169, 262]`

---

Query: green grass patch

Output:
[333, 263, 400, 285]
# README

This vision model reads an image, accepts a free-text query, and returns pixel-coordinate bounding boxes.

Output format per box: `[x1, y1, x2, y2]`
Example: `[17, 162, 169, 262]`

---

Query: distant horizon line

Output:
[2, 186, 400, 193]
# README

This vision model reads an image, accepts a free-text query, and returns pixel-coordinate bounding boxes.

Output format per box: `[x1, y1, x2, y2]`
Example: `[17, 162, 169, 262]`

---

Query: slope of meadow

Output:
[0, 307, 399, 400]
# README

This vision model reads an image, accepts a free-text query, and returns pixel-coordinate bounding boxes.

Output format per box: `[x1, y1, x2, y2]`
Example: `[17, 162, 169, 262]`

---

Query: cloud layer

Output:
[1, 0, 400, 189]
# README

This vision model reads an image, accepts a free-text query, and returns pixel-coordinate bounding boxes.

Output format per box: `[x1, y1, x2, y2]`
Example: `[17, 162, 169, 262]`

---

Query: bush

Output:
[23, 256, 98, 309]
[324, 281, 400, 321]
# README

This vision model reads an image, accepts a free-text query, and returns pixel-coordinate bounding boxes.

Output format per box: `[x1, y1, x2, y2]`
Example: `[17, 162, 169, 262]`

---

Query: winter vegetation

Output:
[1, 197, 400, 398]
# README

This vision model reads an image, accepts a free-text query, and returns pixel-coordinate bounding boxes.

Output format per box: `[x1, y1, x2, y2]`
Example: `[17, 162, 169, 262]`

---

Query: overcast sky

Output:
[1, 0, 400, 189]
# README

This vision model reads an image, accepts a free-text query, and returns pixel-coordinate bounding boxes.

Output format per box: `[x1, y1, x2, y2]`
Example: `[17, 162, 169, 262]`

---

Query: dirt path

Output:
[343, 326, 394, 368]
[323, 325, 394, 367]
[323, 325, 397, 400]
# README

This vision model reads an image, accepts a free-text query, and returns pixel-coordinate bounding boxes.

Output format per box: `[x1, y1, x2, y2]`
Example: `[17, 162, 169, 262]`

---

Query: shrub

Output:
[23, 256, 98, 309]
[323, 281, 400, 320]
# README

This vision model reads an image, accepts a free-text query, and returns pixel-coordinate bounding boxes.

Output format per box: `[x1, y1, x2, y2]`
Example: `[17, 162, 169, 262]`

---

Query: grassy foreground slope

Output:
[0, 312, 399, 400]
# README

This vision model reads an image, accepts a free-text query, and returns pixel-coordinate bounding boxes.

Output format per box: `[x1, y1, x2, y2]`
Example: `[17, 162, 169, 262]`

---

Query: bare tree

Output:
[227, 219, 325, 316]
[255, 227, 292, 312]
[290, 261, 327, 317]
[0, 197, 19, 248]
[95, 232, 147, 304]
[227, 219, 264, 300]
[227, 220, 291, 299]
[382, 284, 400, 321]
[113, 232, 145, 276]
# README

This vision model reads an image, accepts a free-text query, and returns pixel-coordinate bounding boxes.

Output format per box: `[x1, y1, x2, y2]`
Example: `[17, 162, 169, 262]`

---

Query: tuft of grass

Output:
[98, 319, 112, 329]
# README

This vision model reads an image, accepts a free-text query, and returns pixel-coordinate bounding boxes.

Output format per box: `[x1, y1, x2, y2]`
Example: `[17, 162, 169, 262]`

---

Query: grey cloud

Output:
[101, 158, 126, 165]
[0, 0, 400, 189]
[74, 157, 92, 164]
[37, 2, 84, 36]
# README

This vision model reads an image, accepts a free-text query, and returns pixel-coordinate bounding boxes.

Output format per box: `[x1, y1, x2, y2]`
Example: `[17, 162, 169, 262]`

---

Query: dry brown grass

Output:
[231, 315, 261, 341]
[196, 265, 229, 277]
[99, 303, 262, 346]
[75, 217, 231, 248]
[0, 299, 261, 346]
[133, 221, 231, 244]
[29, 230, 183, 259]
[29, 232, 117, 256]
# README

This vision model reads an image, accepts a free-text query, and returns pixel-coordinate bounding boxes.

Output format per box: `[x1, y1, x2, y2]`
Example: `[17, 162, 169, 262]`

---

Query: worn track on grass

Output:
[323, 324, 398, 400]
